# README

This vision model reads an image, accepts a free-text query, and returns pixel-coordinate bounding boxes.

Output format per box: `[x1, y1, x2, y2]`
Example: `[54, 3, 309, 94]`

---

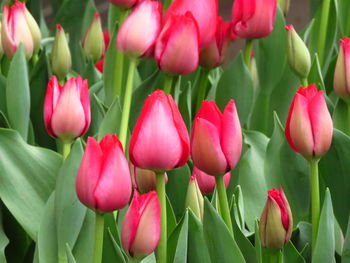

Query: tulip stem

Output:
[262, 248, 282, 263]
[195, 68, 210, 112]
[94, 213, 105, 263]
[318, 0, 331, 66]
[310, 159, 320, 252]
[243, 39, 253, 67]
[62, 142, 71, 160]
[300, 77, 308, 87]
[163, 74, 173, 95]
[119, 59, 137, 149]
[156, 172, 167, 263]
[215, 175, 233, 234]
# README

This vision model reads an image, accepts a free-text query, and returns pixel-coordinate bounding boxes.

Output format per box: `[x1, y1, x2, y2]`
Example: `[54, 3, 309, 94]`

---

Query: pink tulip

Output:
[121, 190, 160, 257]
[164, 0, 217, 49]
[193, 166, 231, 194]
[109, 0, 138, 9]
[76, 134, 132, 212]
[231, 0, 277, 39]
[155, 12, 200, 75]
[285, 84, 333, 160]
[117, 0, 162, 59]
[334, 38, 350, 99]
[191, 100, 242, 175]
[43, 76, 91, 143]
[130, 89, 190, 172]
[199, 17, 233, 69]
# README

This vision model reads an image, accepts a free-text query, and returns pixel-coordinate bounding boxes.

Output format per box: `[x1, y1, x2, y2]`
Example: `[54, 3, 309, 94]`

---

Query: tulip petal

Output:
[280, 187, 293, 243]
[43, 76, 61, 137]
[265, 198, 287, 249]
[195, 100, 222, 130]
[194, 167, 231, 194]
[78, 78, 91, 136]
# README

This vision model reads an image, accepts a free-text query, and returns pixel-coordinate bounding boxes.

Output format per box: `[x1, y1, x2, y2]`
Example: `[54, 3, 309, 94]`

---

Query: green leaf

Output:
[167, 212, 188, 263]
[98, 97, 122, 140]
[6, 45, 30, 141]
[338, 0, 350, 36]
[332, 99, 350, 136]
[203, 199, 246, 263]
[255, 220, 262, 263]
[66, 244, 77, 263]
[0, 206, 9, 263]
[216, 52, 253, 126]
[106, 229, 127, 263]
[342, 216, 350, 262]
[177, 82, 192, 131]
[0, 128, 61, 240]
[294, 222, 312, 262]
[230, 185, 245, 231]
[283, 241, 306, 263]
[308, 55, 325, 91]
[167, 196, 177, 238]
[312, 189, 335, 263]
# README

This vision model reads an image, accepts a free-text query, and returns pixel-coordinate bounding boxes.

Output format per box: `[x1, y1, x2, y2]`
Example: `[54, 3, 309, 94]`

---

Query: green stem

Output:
[156, 172, 167, 263]
[119, 59, 137, 149]
[317, 0, 331, 66]
[262, 248, 282, 263]
[215, 175, 233, 234]
[62, 142, 71, 160]
[300, 77, 308, 87]
[195, 68, 210, 112]
[163, 74, 173, 95]
[94, 213, 105, 263]
[310, 159, 320, 252]
[243, 39, 253, 67]
[347, 102, 350, 136]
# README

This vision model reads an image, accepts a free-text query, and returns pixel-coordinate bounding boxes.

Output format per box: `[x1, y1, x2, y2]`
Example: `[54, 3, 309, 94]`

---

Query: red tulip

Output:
[44, 76, 91, 143]
[76, 135, 132, 212]
[285, 84, 333, 160]
[199, 17, 233, 69]
[155, 12, 200, 75]
[191, 100, 242, 175]
[130, 90, 190, 172]
[164, 0, 217, 49]
[117, 0, 162, 59]
[193, 166, 231, 195]
[334, 38, 350, 99]
[260, 187, 293, 249]
[231, 0, 277, 39]
[121, 191, 160, 258]
[109, 0, 138, 9]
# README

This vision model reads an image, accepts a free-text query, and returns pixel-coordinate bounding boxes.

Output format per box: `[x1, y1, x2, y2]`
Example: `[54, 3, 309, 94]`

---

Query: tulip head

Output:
[155, 12, 200, 75]
[232, 0, 277, 39]
[199, 17, 233, 69]
[24, 5, 41, 52]
[185, 176, 204, 220]
[117, 0, 162, 59]
[334, 38, 350, 100]
[130, 90, 190, 172]
[285, 84, 333, 160]
[83, 13, 105, 62]
[259, 187, 293, 249]
[121, 191, 160, 258]
[191, 100, 242, 176]
[285, 25, 311, 79]
[51, 24, 72, 79]
[109, 0, 138, 9]
[76, 135, 132, 213]
[193, 166, 231, 195]
[44, 76, 91, 143]
[278, 0, 290, 16]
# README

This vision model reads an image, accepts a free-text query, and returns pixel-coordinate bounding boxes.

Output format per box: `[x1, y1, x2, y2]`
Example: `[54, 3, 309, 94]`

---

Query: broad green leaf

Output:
[98, 97, 122, 140]
[308, 55, 325, 91]
[177, 82, 192, 131]
[167, 212, 188, 263]
[334, 218, 344, 255]
[338, 0, 350, 35]
[294, 222, 312, 262]
[203, 199, 246, 263]
[255, 220, 262, 263]
[342, 216, 350, 262]
[283, 241, 306, 263]
[0, 74, 7, 116]
[230, 185, 245, 231]
[0, 111, 10, 128]
[66, 244, 77, 263]
[106, 229, 127, 263]
[0, 128, 61, 240]
[167, 196, 177, 238]
[332, 99, 350, 136]
[141, 253, 156, 263]
[6, 45, 30, 141]
[0, 206, 9, 263]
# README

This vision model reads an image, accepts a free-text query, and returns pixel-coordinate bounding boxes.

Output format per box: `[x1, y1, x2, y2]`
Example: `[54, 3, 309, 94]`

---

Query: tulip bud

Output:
[249, 51, 259, 89]
[285, 84, 333, 160]
[24, 5, 41, 52]
[95, 31, 110, 73]
[117, 0, 162, 59]
[155, 12, 200, 75]
[82, 13, 105, 62]
[259, 187, 293, 249]
[199, 17, 233, 69]
[130, 163, 168, 193]
[109, 0, 138, 9]
[191, 100, 242, 176]
[121, 191, 160, 258]
[193, 167, 231, 195]
[164, 0, 217, 49]
[43, 76, 91, 143]
[285, 25, 311, 79]
[51, 25, 72, 79]
[232, 0, 277, 39]
[278, 0, 291, 16]
[76, 135, 132, 212]
[2, 1, 34, 58]
[334, 38, 350, 100]
[130, 90, 190, 172]
[185, 176, 204, 220]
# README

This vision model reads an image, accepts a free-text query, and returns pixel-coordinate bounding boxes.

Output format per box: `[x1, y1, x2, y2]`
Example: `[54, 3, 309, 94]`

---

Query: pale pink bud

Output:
[193, 166, 231, 194]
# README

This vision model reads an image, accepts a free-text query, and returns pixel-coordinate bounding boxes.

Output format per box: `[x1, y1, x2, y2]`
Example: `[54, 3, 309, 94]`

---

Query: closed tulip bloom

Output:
[2, 1, 34, 58]
[82, 13, 105, 62]
[155, 12, 200, 75]
[164, 0, 217, 49]
[199, 17, 233, 69]
[130, 90, 190, 172]
[191, 100, 242, 176]
[193, 166, 231, 195]
[76, 135, 132, 212]
[44, 76, 91, 143]
[259, 187, 293, 249]
[185, 176, 204, 220]
[285, 84, 333, 160]
[334, 38, 350, 100]
[117, 0, 162, 59]
[109, 0, 138, 9]
[121, 191, 160, 258]
[51, 25, 72, 78]
[232, 0, 277, 39]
